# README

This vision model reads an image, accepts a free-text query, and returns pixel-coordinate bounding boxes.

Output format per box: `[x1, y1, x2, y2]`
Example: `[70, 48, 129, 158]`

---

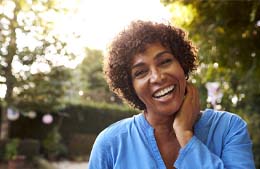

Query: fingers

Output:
[186, 83, 200, 113]
[185, 83, 194, 101]
[185, 83, 197, 107]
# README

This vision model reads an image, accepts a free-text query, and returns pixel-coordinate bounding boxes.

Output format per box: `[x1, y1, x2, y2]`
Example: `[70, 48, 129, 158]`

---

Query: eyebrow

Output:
[131, 50, 172, 70]
[154, 50, 172, 60]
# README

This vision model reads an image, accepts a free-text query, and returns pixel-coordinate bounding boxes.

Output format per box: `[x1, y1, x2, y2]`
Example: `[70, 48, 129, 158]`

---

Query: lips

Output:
[152, 85, 176, 98]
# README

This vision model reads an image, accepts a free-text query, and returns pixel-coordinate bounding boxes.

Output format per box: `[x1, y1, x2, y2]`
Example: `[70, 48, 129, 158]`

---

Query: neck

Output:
[143, 110, 175, 136]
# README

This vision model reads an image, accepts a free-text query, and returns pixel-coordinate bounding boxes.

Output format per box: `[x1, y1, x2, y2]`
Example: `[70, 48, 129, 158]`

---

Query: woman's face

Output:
[131, 43, 186, 116]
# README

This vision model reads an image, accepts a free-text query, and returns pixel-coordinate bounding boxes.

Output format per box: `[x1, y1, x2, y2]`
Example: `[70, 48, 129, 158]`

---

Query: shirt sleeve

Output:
[88, 133, 112, 169]
[174, 115, 255, 169]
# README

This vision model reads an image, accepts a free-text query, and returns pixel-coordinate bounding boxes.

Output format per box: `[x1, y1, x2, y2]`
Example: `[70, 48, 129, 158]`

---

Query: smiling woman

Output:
[88, 20, 255, 169]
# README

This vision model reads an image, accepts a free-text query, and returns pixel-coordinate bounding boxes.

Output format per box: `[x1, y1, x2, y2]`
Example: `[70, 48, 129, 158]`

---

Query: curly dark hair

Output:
[104, 20, 198, 110]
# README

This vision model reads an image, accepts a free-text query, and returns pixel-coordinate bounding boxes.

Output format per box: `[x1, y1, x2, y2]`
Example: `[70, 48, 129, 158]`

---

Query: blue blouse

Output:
[89, 109, 255, 169]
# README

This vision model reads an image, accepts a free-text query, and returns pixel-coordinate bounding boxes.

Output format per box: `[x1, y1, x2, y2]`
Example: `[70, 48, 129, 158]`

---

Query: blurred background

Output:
[0, 0, 259, 168]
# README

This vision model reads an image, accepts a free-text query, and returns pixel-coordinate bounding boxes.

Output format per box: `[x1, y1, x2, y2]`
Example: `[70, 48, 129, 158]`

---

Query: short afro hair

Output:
[104, 20, 198, 110]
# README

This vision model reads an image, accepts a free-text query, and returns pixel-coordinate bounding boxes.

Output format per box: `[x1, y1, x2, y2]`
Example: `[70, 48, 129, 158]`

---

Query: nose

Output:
[150, 68, 165, 84]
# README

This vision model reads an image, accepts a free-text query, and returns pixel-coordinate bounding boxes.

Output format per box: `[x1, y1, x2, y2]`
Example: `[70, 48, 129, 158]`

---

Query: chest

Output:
[156, 137, 180, 169]
[112, 131, 180, 169]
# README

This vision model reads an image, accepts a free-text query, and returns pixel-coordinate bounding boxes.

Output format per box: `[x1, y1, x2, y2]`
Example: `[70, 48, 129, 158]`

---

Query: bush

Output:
[42, 127, 67, 160]
[0, 138, 40, 162]
[60, 102, 138, 135]
[0, 140, 8, 161]
[8, 101, 138, 160]
[57, 102, 138, 159]
[4, 138, 20, 160]
[18, 139, 40, 160]
[67, 133, 97, 161]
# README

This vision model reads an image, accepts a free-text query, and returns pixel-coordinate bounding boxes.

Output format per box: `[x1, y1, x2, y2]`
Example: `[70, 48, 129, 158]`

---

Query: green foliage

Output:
[42, 127, 67, 160]
[18, 139, 40, 160]
[60, 101, 138, 134]
[69, 48, 122, 104]
[80, 48, 107, 90]
[59, 102, 138, 158]
[0, 0, 75, 139]
[67, 133, 96, 161]
[14, 66, 72, 113]
[9, 101, 137, 159]
[4, 138, 20, 160]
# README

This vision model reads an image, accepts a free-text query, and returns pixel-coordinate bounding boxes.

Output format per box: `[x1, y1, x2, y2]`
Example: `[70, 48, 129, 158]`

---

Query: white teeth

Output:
[154, 85, 175, 98]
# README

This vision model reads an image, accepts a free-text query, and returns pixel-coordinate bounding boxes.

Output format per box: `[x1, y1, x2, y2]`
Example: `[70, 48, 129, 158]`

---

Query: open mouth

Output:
[152, 85, 176, 99]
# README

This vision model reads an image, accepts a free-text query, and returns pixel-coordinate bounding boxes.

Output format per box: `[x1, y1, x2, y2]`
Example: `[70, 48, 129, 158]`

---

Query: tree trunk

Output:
[0, 2, 18, 141]
[0, 104, 9, 140]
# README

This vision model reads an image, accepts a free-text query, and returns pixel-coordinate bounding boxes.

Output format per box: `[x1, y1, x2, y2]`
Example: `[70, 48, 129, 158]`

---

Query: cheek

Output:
[175, 69, 186, 95]
[132, 80, 148, 102]
[132, 80, 142, 98]
[182, 79, 187, 95]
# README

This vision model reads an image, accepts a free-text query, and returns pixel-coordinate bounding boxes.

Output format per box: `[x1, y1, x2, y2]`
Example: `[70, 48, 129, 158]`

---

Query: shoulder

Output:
[197, 109, 250, 141]
[195, 109, 251, 147]
[93, 114, 138, 146]
[200, 109, 247, 128]
[89, 115, 139, 168]
[196, 109, 249, 138]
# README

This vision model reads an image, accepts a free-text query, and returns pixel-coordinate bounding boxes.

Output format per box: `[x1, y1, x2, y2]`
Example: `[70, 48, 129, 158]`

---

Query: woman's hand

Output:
[173, 83, 200, 147]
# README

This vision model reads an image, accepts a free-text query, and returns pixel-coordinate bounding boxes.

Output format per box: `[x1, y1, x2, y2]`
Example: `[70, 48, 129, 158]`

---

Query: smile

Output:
[153, 85, 176, 98]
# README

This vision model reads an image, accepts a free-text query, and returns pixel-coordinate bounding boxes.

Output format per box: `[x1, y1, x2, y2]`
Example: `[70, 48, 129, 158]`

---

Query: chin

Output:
[156, 106, 180, 116]
[146, 100, 182, 116]
[166, 109, 179, 116]
[169, 103, 183, 114]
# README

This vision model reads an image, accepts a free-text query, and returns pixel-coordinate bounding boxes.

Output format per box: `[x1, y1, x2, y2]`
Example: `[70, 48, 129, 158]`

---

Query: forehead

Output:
[131, 43, 170, 64]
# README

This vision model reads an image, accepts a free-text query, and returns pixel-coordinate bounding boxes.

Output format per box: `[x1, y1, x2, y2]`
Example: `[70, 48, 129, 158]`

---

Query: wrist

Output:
[175, 130, 193, 147]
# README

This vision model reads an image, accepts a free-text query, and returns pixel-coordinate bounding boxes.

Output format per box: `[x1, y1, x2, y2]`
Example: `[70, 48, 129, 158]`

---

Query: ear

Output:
[185, 74, 189, 80]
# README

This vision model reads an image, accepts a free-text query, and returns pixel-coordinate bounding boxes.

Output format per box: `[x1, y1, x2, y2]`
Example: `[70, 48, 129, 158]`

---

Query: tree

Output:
[0, 0, 75, 140]
[14, 66, 71, 113]
[80, 48, 107, 91]
[74, 48, 121, 104]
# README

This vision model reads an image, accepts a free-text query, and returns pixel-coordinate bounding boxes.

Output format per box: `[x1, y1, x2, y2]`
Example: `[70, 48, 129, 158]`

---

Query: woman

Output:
[88, 20, 255, 169]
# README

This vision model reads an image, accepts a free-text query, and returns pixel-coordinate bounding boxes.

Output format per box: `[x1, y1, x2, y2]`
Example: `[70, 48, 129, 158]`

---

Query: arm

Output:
[221, 115, 255, 168]
[174, 116, 255, 169]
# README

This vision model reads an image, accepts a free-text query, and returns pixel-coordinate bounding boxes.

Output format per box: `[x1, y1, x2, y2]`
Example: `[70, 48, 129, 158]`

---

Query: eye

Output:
[133, 69, 148, 78]
[159, 58, 173, 66]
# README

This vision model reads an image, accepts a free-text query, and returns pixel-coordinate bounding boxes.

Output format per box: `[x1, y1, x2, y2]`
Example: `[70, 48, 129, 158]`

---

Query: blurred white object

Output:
[205, 82, 223, 109]
[7, 108, 20, 121]
[27, 111, 37, 119]
[42, 114, 53, 124]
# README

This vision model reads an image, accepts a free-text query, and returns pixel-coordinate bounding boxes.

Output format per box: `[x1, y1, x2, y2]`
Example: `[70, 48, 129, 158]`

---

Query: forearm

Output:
[174, 136, 255, 169]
